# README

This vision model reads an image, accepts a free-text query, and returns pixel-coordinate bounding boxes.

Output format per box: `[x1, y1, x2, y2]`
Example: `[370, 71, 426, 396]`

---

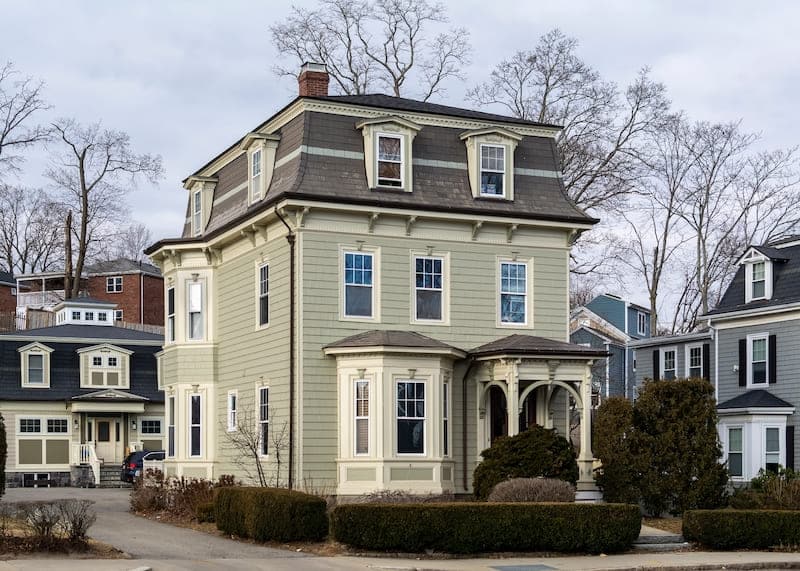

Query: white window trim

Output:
[189, 393, 202, 458]
[375, 132, 405, 189]
[106, 276, 123, 293]
[479, 143, 507, 198]
[138, 416, 163, 436]
[18, 342, 53, 388]
[410, 251, 450, 326]
[763, 424, 784, 471]
[747, 332, 770, 387]
[340, 246, 380, 322]
[166, 286, 175, 343]
[192, 189, 203, 237]
[685, 343, 704, 379]
[255, 261, 270, 330]
[744, 254, 772, 303]
[395, 378, 427, 457]
[725, 424, 746, 480]
[186, 280, 205, 342]
[249, 147, 264, 203]
[227, 390, 238, 432]
[83, 348, 128, 389]
[257, 385, 270, 458]
[637, 311, 647, 336]
[660, 346, 678, 379]
[354, 379, 370, 457]
[496, 257, 533, 328]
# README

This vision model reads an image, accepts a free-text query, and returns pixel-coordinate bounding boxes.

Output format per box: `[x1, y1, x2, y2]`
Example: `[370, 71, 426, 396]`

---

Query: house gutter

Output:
[275, 208, 296, 489]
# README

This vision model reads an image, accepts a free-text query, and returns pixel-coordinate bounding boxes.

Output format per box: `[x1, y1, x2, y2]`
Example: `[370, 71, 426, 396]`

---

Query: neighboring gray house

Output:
[632, 238, 800, 482]
[570, 294, 652, 400]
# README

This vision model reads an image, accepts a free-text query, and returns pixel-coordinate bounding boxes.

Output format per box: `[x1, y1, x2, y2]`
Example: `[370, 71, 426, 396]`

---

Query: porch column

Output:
[576, 360, 601, 501]
[507, 360, 520, 436]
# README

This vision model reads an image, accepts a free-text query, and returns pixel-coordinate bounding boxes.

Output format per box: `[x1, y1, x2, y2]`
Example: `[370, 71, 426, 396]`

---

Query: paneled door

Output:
[93, 418, 121, 464]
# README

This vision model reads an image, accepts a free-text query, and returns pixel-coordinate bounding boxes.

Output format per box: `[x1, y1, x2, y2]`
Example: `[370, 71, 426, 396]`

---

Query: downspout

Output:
[461, 358, 476, 492]
[275, 208, 296, 489]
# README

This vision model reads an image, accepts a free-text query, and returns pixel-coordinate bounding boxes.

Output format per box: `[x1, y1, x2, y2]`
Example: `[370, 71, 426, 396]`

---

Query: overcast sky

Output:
[2, 0, 799, 301]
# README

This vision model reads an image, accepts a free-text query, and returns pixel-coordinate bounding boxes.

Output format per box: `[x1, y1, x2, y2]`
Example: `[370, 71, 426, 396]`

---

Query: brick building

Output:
[0, 271, 17, 313]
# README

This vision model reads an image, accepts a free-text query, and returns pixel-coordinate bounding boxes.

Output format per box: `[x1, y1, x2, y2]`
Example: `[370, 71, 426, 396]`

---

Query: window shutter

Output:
[738, 339, 747, 387]
[652, 350, 660, 381]
[787, 426, 795, 471]
[769, 334, 777, 384]
[702, 343, 711, 381]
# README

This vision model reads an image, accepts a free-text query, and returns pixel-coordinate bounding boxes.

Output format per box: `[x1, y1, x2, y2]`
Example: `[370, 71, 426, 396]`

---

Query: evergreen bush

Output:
[331, 503, 641, 554]
[684, 509, 800, 549]
[473, 425, 578, 500]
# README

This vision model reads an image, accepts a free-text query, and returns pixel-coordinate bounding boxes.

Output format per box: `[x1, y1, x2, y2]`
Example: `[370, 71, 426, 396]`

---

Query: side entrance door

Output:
[92, 418, 121, 464]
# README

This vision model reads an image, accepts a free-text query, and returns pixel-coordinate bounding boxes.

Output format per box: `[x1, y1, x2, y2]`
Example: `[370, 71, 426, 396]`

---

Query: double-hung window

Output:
[167, 396, 175, 457]
[189, 394, 201, 457]
[414, 256, 443, 321]
[192, 190, 202, 236]
[258, 387, 269, 457]
[687, 345, 703, 378]
[344, 252, 373, 318]
[751, 261, 766, 299]
[114, 310, 124, 321]
[28, 354, 44, 385]
[728, 427, 743, 477]
[637, 311, 647, 335]
[750, 335, 768, 385]
[443, 382, 450, 457]
[107, 276, 123, 293]
[250, 148, 262, 202]
[355, 380, 369, 455]
[376, 134, 403, 187]
[257, 263, 269, 327]
[397, 380, 425, 454]
[766, 427, 781, 473]
[500, 261, 527, 324]
[187, 282, 203, 340]
[166, 287, 175, 342]
[661, 347, 677, 380]
[480, 144, 505, 196]
[227, 391, 237, 431]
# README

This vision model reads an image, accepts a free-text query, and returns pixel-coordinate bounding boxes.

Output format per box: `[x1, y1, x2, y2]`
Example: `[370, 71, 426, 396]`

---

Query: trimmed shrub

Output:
[331, 503, 640, 554]
[195, 501, 215, 523]
[473, 426, 578, 500]
[684, 509, 800, 549]
[0, 414, 6, 499]
[594, 397, 639, 504]
[487, 478, 575, 503]
[215, 487, 328, 542]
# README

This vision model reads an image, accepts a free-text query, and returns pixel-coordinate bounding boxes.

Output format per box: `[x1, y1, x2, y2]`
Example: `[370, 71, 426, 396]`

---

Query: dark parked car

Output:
[120, 450, 165, 482]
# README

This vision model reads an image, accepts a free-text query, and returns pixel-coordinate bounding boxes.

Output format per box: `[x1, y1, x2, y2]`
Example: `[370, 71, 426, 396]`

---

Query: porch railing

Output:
[71, 443, 100, 486]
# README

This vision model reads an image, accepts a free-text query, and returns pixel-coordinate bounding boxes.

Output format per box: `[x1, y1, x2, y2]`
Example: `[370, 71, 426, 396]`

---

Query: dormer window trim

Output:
[357, 116, 421, 193]
[741, 249, 773, 303]
[18, 342, 54, 389]
[460, 127, 522, 201]
[479, 143, 506, 198]
[240, 132, 280, 206]
[77, 343, 132, 389]
[192, 188, 203, 237]
[182, 176, 218, 238]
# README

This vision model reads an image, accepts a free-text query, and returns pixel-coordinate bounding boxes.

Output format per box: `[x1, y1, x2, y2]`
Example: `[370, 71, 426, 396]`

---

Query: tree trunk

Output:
[64, 211, 73, 300]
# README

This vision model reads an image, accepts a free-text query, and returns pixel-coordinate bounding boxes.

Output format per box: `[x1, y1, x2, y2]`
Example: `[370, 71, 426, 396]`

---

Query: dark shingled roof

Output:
[85, 258, 161, 276]
[709, 243, 800, 315]
[717, 390, 793, 410]
[2, 324, 163, 342]
[57, 297, 117, 306]
[470, 334, 608, 357]
[309, 94, 562, 129]
[325, 330, 460, 351]
[0, 270, 13, 285]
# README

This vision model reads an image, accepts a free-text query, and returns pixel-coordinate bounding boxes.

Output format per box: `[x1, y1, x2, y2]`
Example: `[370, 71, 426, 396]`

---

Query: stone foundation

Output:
[6, 471, 71, 488]
[70, 465, 95, 488]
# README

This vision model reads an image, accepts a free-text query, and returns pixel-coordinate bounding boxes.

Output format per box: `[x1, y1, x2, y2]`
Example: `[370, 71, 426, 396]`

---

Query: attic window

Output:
[742, 250, 773, 303]
[192, 189, 202, 237]
[480, 144, 505, 196]
[751, 261, 766, 299]
[250, 148, 263, 203]
[377, 134, 403, 187]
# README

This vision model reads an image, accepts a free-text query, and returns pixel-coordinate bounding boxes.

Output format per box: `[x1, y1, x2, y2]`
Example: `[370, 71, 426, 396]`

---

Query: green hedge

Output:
[684, 509, 800, 549]
[195, 501, 215, 523]
[215, 487, 328, 542]
[331, 502, 641, 554]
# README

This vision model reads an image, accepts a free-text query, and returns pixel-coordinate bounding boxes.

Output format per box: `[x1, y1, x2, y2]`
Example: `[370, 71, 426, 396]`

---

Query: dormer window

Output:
[79, 344, 132, 388]
[192, 189, 202, 237]
[461, 127, 521, 201]
[240, 132, 280, 205]
[741, 249, 774, 303]
[480, 144, 505, 196]
[377, 134, 403, 187]
[19, 342, 53, 388]
[357, 116, 420, 193]
[250, 148, 263, 202]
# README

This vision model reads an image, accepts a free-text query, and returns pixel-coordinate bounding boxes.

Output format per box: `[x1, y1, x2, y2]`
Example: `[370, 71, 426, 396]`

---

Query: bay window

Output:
[355, 380, 369, 455]
[397, 380, 425, 454]
[187, 281, 204, 340]
[728, 427, 743, 477]
[189, 394, 202, 457]
[766, 427, 781, 473]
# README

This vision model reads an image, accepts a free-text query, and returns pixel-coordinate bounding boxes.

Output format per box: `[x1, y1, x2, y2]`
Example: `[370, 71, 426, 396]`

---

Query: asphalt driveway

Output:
[1, 487, 306, 560]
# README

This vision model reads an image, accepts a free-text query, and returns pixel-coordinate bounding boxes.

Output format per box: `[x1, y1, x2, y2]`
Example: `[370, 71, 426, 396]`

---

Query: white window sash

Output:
[376, 134, 404, 187]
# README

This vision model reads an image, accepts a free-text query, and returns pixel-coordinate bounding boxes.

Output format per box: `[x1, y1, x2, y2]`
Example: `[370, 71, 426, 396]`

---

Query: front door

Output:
[92, 418, 121, 464]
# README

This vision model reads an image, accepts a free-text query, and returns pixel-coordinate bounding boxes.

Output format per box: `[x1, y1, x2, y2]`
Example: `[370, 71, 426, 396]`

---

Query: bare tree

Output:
[0, 185, 63, 274]
[110, 222, 153, 263]
[467, 29, 670, 214]
[222, 406, 289, 488]
[270, 0, 471, 101]
[0, 62, 50, 178]
[45, 119, 163, 298]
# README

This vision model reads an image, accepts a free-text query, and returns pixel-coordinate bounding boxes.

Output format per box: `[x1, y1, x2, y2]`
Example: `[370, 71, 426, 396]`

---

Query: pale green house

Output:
[146, 63, 605, 498]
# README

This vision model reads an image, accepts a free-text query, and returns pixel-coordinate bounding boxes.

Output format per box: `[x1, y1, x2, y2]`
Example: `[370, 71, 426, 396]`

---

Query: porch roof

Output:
[469, 334, 608, 359]
[717, 389, 793, 410]
[69, 389, 150, 413]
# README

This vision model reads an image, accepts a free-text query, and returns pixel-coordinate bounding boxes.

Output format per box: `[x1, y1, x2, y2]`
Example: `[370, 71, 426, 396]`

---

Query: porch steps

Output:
[96, 465, 130, 488]
[632, 532, 688, 552]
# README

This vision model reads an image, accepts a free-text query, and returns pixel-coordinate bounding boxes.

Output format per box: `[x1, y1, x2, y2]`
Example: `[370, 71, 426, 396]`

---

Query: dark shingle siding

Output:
[0, 339, 162, 402]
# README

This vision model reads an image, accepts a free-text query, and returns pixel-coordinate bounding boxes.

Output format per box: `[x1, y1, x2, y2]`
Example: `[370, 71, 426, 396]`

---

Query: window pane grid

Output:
[259, 264, 269, 326]
[344, 252, 374, 317]
[397, 381, 425, 454]
[415, 256, 443, 321]
[752, 337, 767, 384]
[377, 135, 402, 186]
[47, 419, 68, 433]
[20, 418, 41, 433]
[500, 262, 527, 323]
[480, 145, 505, 196]
[355, 380, 369, 455]
[259, 387, 269, 456]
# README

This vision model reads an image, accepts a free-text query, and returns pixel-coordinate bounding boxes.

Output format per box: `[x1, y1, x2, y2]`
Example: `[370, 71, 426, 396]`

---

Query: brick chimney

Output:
[298, 62, 329, 97]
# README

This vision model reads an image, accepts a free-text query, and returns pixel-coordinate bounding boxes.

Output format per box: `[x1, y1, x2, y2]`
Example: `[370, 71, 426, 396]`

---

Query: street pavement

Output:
[3, 487, 800, 570]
